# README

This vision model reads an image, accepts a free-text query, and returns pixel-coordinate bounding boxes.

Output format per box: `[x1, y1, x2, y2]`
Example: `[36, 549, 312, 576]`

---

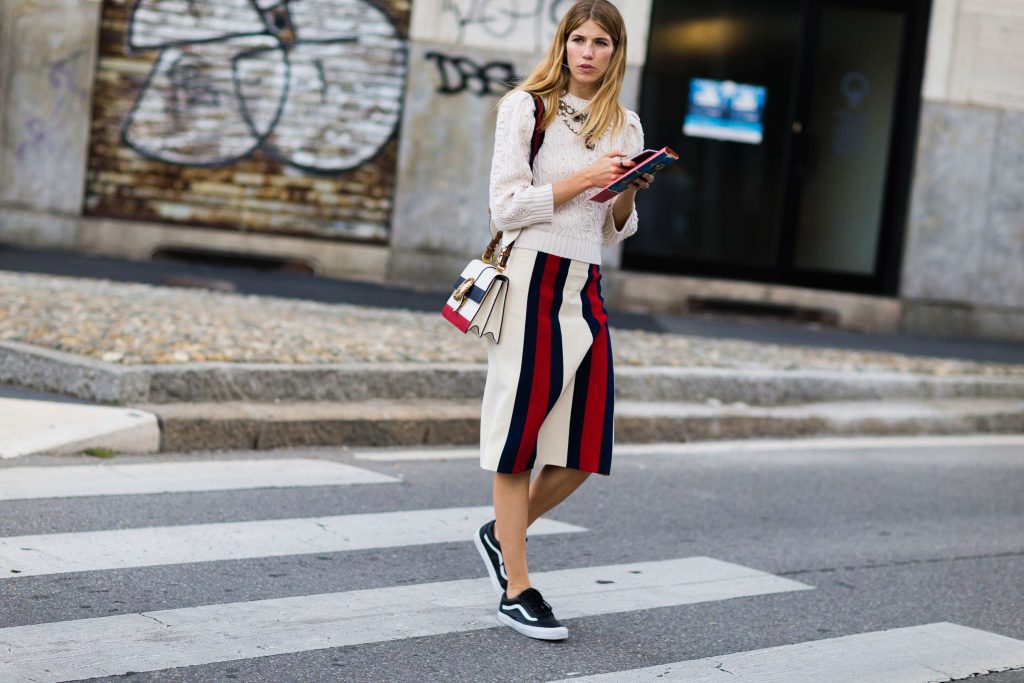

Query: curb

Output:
[3, 341, 1023, 406]
[139, 398, 1024, 452]
[5, 341, 1023, 453]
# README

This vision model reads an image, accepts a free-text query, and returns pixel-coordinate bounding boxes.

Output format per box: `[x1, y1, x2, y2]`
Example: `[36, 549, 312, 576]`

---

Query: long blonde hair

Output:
[506, 0, 628, 145]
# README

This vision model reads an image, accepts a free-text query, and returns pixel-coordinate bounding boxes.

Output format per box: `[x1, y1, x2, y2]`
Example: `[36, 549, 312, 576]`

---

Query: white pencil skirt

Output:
[479, 248, 615, 476]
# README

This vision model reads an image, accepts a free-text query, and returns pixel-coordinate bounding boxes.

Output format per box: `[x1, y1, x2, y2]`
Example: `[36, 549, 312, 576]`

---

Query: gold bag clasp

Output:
[452, 277, 475, 306]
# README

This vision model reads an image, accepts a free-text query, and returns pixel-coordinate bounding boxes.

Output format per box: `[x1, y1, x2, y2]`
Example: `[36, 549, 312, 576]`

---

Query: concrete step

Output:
[137, 398, 1024, 453]
[4, 342, 1023, 406]
[139, 400, 482, 452]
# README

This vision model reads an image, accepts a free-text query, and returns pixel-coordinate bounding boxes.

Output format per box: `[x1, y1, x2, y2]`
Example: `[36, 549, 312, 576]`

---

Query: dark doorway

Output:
[625, 0, 932, 295]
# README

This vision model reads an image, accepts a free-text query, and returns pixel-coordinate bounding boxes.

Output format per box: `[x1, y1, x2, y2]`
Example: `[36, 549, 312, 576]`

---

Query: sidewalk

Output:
[0, 394, 158, 459]
[3, 244, 1023, 365]
[1, 247, 1023, 455]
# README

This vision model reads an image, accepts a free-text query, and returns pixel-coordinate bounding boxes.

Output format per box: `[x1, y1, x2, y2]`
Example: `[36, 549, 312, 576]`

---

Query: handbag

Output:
[440, 235, 514, 342]
[441, 94, 546, 343]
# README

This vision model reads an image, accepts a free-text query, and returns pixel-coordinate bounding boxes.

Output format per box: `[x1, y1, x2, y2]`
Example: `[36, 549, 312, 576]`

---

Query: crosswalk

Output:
[0, 458, 398, 501]
[547, 623, 1024, 682]
[1, 455, 1023, 682]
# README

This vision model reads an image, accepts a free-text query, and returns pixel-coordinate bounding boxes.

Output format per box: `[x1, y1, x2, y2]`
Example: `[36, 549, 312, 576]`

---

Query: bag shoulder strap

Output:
[528, 94, 545, 167]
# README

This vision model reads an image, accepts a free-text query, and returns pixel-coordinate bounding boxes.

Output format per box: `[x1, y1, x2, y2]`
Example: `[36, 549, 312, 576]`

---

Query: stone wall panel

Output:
[410, 0, 651, 65]
[901, 102, 998, 303]
[0, 0, 101, 214]
[943, 0, 1024, 111]
[978, 110, 1024, 308]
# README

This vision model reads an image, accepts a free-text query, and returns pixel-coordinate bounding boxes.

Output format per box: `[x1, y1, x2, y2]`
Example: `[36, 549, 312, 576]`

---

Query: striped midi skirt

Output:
[480, 248, 615, 476]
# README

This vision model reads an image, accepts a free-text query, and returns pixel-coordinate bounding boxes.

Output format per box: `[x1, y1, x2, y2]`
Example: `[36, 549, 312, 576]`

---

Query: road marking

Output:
[354, 435, 1024, 462]
[0, 458, 398, 501]
[0, 557, 810, 681]
[354, 447, 479, 462]
[615, 434, 1024, 457]
[547, 622, 1024, 682]
[0, 507, 583, 578]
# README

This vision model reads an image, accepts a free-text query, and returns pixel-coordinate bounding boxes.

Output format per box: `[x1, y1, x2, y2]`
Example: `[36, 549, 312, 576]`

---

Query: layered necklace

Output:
[558, 98, 597, 150]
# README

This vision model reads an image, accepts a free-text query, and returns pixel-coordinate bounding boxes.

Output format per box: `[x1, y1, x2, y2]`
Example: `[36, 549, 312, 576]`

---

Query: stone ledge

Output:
[2, 341, 1023, 406]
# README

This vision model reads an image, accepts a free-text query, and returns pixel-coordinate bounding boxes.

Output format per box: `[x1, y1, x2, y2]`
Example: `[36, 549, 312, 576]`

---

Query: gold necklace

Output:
[558, 99, 596, 150]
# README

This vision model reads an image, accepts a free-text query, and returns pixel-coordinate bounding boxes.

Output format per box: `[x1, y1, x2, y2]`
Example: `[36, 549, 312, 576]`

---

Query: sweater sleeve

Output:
[601, 109, 644, 246]
[489, 91, 555, 232]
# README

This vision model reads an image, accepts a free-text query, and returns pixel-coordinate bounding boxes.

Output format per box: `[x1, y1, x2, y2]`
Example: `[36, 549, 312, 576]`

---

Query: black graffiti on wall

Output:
[425, 51, 519, 96]
[120, 0, 407, 173]
[441, 0, 573, 47]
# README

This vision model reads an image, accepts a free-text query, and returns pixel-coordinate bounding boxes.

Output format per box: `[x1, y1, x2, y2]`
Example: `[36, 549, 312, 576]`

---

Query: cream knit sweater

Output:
[489, 90, 644, 265]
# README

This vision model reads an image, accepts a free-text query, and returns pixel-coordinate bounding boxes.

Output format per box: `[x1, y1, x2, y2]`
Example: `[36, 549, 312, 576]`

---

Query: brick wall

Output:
[84, 0, 411, 242]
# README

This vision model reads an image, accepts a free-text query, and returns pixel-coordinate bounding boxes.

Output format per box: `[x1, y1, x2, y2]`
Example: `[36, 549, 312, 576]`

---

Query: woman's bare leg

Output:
[493, 471, 531, 598]
[527, 465, 590, 525]
[493, 466, 590, 598]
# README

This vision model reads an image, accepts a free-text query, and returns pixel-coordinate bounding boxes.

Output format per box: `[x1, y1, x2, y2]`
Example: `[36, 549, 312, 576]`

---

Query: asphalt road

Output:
[1, 437, 1022, 682]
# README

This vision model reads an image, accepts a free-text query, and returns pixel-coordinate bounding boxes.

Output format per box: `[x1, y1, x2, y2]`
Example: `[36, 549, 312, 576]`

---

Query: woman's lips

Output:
[577, 64, 595, 72]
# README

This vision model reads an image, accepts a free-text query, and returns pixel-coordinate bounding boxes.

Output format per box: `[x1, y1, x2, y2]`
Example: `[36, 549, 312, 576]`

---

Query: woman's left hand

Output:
[628, 172, 655, 191]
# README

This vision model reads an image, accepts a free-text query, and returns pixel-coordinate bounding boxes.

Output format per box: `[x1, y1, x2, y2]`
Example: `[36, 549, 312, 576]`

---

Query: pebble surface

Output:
[1, 271, 1021, 376]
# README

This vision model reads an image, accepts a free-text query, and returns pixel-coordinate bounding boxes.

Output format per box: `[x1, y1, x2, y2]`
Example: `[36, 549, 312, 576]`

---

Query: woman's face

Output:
[565, 19, 615, 90]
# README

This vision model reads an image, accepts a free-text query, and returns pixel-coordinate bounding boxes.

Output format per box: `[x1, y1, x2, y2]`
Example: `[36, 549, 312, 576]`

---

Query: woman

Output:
[473, 0, 655, 641]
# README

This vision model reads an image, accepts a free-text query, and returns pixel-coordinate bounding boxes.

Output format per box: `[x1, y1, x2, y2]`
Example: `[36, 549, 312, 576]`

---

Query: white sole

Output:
[497, 611, 568, 641]
[473, 526, 506, 597]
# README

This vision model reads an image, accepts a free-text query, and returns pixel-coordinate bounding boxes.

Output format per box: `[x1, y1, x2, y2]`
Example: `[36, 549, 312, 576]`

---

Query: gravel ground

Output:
[1, 271, 1021, 376]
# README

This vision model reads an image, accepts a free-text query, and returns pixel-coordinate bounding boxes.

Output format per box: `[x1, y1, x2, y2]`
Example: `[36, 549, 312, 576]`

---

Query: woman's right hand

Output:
[583, 150, 633, 189]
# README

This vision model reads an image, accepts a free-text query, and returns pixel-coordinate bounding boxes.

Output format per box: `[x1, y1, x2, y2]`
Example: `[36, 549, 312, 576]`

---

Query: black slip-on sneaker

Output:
[474, 519, 507, 596]
[497, 587, 568, 641]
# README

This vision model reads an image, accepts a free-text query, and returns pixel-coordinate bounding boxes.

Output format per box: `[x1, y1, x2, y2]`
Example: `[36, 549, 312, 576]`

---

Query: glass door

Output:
[626, 0, 804, 271]
[625, 0, 930, 295]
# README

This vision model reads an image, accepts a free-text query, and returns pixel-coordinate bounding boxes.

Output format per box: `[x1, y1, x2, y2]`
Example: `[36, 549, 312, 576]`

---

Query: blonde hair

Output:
[505, 0, 628, 145]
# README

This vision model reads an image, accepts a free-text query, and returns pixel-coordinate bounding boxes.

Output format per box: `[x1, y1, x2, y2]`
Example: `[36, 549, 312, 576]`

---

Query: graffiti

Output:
[439, 0, 572, 51]
[166, 56, 222, 122]
[15, 51, 89, 163]
[121, 0, 408, 173]
[47, 51, 91, 116]
[425, 51, 518, 96]
[15, 118, 51, 162]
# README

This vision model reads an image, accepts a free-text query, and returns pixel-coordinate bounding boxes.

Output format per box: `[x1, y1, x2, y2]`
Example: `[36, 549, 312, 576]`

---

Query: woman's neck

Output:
[566, 80, 597, 100]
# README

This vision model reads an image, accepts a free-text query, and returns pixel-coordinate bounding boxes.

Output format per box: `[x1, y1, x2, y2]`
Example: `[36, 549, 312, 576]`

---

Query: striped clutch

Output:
[441, 255, 509, 343]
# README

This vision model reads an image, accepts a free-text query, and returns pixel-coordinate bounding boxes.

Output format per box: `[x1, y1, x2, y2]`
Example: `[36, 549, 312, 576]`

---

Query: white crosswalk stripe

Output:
[0, 458, 398, 501]
[545, 622, 1024, 683]
[0, 557, 810, 682]
[352, 435, 1024, 462]
[0, 506, 584, 578]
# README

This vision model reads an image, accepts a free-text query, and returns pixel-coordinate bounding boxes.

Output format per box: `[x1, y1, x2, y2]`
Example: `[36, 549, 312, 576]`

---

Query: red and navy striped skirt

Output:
[480, 248, 614, 476]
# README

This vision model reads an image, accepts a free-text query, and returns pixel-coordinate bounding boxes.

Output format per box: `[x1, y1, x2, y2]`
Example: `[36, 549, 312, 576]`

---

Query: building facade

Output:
[0, 0, 1021, 340]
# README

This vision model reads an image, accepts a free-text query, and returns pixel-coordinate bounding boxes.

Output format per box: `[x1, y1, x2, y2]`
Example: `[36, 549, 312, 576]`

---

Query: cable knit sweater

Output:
[489, 90, 644, 265]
